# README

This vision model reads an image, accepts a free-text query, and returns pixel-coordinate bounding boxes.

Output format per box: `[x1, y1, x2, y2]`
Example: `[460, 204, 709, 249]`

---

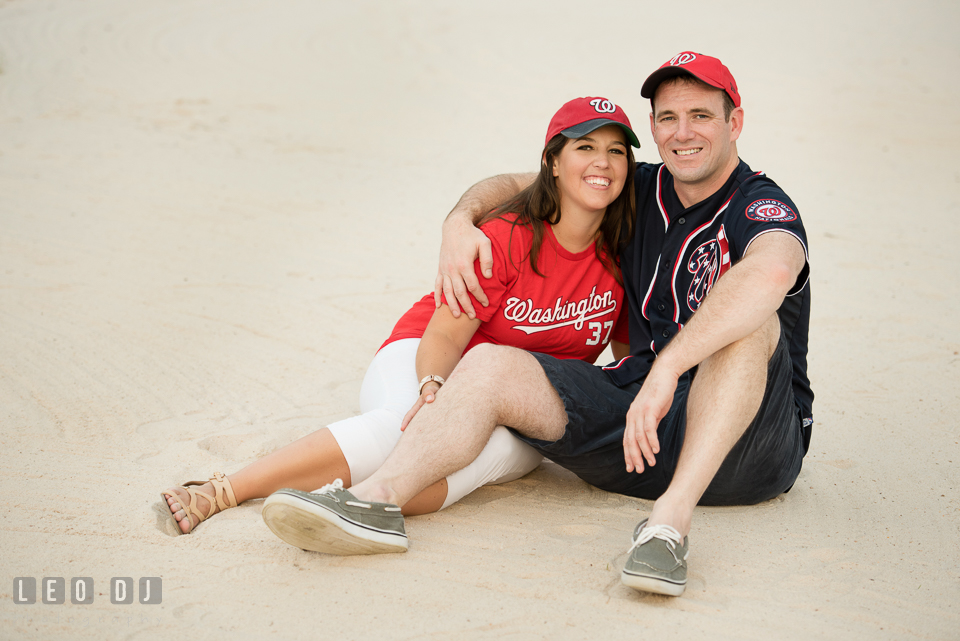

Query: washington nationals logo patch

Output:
[686, 226, 731, 312]
[745, 199, 797, 222]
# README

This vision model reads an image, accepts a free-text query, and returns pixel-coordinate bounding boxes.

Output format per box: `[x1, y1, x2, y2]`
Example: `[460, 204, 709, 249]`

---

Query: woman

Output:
[162, 96, 639, 535]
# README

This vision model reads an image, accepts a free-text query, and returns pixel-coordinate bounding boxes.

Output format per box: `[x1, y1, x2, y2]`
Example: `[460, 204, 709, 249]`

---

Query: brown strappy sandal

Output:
[161, 472, 238, 535]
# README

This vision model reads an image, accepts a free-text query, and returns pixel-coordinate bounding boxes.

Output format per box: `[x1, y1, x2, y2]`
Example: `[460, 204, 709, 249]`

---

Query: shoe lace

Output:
[317, 479, 345, 495]
[630, 523, 682, 552]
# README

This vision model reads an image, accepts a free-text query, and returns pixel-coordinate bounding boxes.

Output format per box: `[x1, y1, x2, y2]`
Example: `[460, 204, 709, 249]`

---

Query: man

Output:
[262, 52, 813, 597]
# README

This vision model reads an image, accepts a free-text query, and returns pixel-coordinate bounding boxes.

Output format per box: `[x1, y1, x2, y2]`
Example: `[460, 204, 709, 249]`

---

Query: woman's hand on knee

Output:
[401, 383, 441, 431]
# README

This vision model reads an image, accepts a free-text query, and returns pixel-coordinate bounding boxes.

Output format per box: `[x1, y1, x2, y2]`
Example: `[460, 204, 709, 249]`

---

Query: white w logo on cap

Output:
[589, 98, 616, 114]
[669, 52, 697, 66]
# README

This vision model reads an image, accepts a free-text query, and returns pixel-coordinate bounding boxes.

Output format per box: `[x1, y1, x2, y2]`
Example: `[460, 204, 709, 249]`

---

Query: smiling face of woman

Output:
[551, 124, 630, 220]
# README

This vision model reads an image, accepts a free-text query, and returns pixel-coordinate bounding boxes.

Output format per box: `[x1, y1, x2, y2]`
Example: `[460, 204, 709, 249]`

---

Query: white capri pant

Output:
[326, 338, 543, 509]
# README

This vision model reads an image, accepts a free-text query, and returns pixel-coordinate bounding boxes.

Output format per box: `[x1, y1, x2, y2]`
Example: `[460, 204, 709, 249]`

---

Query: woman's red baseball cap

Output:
[545, 97, 641, 149]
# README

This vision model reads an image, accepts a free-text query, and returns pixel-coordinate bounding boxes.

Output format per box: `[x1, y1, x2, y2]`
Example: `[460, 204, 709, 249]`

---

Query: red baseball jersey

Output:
[382, 215, 628, 363]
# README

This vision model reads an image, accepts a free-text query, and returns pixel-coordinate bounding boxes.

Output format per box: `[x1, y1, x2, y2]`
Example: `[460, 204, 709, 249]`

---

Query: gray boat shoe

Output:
[620, 518, 689, 596]
[262, 479, 408, 555]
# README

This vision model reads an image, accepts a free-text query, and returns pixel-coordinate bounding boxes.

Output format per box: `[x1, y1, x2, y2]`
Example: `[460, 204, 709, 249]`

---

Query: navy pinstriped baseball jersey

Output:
[606, 160, 813, 445]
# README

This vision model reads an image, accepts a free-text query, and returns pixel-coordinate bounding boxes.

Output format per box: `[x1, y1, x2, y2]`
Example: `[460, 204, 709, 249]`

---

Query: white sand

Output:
[1, 0, 958, 638]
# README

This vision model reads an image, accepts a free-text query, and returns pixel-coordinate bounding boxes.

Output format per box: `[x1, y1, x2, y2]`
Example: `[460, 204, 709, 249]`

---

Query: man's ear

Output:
[729, 106, 744, 142]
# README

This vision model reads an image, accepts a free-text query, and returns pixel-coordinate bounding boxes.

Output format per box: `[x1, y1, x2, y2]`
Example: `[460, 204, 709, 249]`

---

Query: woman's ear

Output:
[544, 152, 559, 177]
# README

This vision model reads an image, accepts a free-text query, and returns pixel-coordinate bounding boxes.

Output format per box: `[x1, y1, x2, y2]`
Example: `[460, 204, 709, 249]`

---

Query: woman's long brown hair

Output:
[480, 131, 635, 284]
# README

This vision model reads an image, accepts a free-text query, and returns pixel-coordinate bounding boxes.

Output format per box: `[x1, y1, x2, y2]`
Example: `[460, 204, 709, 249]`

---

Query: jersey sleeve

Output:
[441, 218, 519, 322]
[726, 183, 810, 295]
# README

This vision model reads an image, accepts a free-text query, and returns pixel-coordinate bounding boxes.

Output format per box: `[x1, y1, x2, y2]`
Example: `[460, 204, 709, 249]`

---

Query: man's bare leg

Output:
[348, 344, 568, 507]
[646, 314, 782, 538]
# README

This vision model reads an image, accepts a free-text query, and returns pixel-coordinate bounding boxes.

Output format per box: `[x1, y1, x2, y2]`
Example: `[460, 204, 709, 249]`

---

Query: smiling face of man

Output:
[650, 76, 744, 207]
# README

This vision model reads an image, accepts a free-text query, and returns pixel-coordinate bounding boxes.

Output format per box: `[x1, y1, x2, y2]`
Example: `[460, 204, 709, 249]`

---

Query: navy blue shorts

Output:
[513, 333, 806, 506]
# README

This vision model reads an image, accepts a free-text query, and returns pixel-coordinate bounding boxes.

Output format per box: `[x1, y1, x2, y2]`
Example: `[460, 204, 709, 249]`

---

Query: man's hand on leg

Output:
[623, 365, 680, 473]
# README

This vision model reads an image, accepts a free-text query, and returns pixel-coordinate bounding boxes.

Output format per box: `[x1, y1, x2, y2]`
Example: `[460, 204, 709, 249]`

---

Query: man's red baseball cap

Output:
[640, 52, 741, 108]
[545, 97, 640, 149]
